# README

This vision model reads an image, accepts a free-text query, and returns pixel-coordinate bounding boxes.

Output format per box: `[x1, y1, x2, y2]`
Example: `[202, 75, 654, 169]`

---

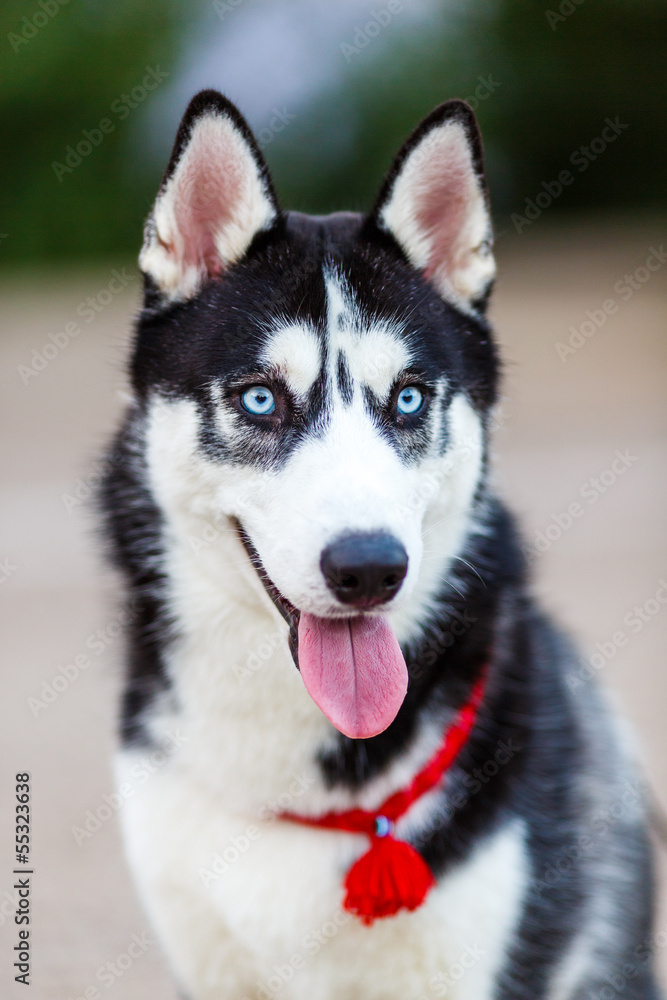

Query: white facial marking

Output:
[325, 272, 411, 402]
[391, 392, 485, 644]
[260, 324, 322, 398]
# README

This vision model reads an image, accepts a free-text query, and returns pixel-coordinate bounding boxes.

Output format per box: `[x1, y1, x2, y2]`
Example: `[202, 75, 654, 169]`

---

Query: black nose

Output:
[320, 532, 408, 609]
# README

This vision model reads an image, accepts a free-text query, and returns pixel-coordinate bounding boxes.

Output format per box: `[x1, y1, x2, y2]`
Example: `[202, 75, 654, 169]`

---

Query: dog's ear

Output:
[371, 101, 494, 311]
[139, 90, 279, 301]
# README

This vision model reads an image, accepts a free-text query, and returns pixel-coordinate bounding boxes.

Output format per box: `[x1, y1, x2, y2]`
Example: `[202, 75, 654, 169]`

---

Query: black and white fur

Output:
[101, 91, 660, 999]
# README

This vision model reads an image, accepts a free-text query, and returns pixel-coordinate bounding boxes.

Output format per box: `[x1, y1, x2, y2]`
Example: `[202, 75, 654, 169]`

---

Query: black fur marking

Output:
[336, 351, 353, 405]
[98, 415, 174, 746]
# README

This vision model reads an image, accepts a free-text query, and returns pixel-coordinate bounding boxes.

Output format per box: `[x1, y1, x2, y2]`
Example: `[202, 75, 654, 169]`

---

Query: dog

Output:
[100, 90, 661, 999]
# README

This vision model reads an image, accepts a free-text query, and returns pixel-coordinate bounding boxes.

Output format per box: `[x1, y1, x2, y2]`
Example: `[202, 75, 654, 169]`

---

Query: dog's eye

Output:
[396, 386, 424, 415]
[241, 386, 276, 415]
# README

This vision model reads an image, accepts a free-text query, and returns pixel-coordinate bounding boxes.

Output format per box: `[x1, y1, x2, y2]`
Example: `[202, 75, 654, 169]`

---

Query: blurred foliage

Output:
[0, 0, 186, 262]
[271, 0, 667, 223]
[0, 0, 665, 264]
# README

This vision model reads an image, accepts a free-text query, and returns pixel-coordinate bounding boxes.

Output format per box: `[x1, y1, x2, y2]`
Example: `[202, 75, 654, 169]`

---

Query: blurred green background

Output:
[1, 0, 665, 265]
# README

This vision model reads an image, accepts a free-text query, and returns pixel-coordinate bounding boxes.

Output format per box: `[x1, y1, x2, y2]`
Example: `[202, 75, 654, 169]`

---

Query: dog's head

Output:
[132, 91, 498, 740]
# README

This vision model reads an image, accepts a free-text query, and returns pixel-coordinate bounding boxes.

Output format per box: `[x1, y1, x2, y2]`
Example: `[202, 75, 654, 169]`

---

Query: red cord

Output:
[280, 671, 487, 923]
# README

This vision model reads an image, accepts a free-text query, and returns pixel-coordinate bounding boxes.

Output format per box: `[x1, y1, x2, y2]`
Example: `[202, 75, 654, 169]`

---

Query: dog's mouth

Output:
[236, 523, 301, 661]
[236, 523, 408, 740]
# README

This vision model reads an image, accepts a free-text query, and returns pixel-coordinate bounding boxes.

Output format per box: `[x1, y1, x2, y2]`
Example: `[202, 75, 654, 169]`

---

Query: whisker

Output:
[452, 554, 487, 590]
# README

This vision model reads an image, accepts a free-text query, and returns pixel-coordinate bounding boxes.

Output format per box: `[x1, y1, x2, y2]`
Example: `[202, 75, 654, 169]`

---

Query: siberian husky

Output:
[101, 91, 661, 999]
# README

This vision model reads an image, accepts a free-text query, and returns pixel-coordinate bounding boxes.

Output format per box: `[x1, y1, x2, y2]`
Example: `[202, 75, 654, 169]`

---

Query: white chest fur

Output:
[115, 721, 528, 1000]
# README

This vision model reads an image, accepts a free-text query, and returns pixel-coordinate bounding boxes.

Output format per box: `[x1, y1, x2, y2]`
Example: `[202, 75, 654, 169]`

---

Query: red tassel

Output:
[343, 835, 436, 925]
[281, 676, 488, 925]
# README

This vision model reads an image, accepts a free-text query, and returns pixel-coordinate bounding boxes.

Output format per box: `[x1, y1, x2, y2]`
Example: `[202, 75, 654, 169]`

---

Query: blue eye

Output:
[396, 386, 424, 415]
[241, 386, 275, 415]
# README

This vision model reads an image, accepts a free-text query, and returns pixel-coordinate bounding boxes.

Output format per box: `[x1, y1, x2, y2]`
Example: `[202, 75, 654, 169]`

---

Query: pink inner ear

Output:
[414, 134, 478, 283]
[172, 120, 245, 276]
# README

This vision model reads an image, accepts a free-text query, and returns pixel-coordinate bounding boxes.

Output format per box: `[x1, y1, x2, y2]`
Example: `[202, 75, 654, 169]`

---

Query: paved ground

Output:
[1, 217, 666, 998]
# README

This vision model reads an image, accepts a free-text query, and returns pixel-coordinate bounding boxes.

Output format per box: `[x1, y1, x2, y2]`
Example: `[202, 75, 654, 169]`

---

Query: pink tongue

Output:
[297, 613, 408, 739]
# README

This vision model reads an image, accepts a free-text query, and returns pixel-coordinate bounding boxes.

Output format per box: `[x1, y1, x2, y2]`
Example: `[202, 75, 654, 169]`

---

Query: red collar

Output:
[280, 671, 487, 924]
